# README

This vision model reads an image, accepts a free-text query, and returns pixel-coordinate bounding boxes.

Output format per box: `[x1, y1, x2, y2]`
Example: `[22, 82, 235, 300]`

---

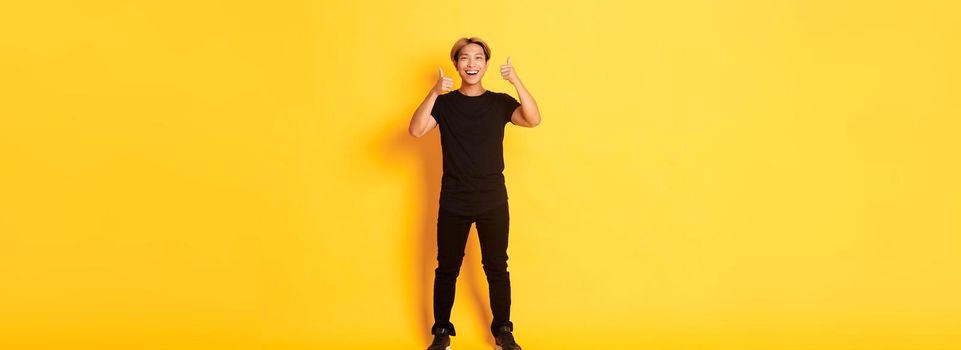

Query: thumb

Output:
[439, 67, 444, 78]
[507, 56, 511, 65]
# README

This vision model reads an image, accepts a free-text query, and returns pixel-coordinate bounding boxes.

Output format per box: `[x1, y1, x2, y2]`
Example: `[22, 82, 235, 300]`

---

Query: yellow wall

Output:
[2, 1, 959, 349]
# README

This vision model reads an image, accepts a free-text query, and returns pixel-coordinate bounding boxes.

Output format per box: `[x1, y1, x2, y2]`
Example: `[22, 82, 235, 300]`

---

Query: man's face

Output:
[455, 43, 487, 85]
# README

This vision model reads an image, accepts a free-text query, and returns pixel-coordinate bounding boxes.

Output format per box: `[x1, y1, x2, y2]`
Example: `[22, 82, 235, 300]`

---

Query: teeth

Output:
[467, 70, 478, 74]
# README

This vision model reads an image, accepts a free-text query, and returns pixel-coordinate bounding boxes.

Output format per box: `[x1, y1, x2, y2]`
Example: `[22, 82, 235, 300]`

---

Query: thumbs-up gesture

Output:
[500, 56, 519, 85]
[433, 67, 454, 95]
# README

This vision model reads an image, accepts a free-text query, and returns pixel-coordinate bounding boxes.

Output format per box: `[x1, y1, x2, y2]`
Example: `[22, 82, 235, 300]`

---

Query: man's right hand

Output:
[433, 67, 454, 95]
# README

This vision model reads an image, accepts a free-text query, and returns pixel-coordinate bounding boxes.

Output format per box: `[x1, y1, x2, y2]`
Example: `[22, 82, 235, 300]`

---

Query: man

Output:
[408, 36, 541, 350]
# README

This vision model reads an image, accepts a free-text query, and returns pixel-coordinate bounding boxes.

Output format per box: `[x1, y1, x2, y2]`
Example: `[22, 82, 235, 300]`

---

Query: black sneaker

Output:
[426, 327, 452, 350]
[494, 325, 522, 350]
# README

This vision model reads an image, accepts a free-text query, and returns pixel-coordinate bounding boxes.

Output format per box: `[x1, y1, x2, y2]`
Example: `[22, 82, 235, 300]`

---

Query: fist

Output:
[500, 56, 519, 84]
[434, 67, 454, 94]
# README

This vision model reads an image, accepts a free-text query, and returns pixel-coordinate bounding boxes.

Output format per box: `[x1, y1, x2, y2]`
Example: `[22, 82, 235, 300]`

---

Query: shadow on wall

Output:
[377, 76, 493, 344]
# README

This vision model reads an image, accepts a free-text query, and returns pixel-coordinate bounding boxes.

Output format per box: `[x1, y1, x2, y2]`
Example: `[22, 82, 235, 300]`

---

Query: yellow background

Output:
[2, 1, 960, 349]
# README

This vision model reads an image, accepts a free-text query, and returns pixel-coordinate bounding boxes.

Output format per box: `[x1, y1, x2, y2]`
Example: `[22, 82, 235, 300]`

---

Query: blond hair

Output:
[449, 37, 491, 63]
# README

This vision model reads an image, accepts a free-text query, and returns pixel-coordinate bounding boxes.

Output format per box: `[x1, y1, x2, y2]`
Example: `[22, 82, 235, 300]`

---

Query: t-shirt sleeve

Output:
[502, 93, 521, 123]
[430, 94, 444, 123]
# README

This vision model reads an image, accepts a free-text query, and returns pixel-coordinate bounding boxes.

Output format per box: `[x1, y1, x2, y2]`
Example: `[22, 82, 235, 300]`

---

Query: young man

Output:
[408, 37, 541, 350]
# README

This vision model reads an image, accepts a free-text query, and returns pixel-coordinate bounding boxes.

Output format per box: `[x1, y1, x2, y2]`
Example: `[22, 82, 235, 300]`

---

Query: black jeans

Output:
[430, 200, 514, 337]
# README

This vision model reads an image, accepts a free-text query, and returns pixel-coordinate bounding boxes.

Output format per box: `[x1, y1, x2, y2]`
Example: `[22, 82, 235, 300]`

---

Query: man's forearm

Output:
[513, 79, 541, 126]
[409, 90, 439, 137]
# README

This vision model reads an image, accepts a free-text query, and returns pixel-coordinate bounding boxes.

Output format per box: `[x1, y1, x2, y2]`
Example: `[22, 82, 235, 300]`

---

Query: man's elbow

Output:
[409, 127, 427, 138]
[527, 115, 542, 128]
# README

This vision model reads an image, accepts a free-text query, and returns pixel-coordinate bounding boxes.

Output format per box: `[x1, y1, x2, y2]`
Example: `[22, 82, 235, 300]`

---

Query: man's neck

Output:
[458, 84, 486, 96]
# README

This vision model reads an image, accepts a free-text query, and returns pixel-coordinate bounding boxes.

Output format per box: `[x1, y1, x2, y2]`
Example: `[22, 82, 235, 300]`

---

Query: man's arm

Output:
[501, 57, 541, 128]
[409, 68, 452, 137]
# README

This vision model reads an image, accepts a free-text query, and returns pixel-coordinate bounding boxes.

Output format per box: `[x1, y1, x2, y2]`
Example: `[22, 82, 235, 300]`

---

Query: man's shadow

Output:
[377, 75, 494, 345]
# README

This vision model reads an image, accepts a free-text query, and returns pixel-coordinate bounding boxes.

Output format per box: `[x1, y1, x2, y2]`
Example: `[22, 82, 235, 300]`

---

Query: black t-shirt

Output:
[430, 89, 521, 216]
